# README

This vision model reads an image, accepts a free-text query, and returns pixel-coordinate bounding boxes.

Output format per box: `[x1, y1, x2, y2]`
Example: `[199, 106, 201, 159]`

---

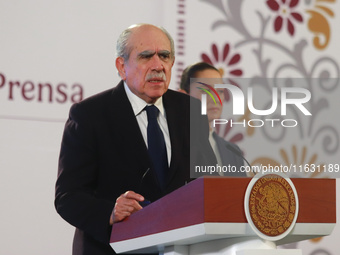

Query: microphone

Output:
[225, 143, 252, 169]
[137, 168, 151, 207]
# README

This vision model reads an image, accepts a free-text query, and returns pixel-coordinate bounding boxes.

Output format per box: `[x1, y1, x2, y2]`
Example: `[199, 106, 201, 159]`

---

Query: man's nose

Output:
[151, 55, 164, 71]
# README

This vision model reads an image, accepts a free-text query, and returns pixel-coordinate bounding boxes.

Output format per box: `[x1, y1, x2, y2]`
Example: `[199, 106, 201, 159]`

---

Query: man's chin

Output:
[145, 90, 167, 103]
[149, 86, 168, 95]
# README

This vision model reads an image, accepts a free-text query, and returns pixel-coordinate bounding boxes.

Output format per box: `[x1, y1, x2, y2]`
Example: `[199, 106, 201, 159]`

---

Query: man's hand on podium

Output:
[110, 191, 145, 225]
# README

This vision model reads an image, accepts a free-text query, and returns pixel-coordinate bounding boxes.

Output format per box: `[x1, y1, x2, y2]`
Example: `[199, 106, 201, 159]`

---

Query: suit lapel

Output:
[106, 81, 151, 174]
[163, 90, 187, 184]
[106, 84, 186, 192]
[214, 132, 233, 167]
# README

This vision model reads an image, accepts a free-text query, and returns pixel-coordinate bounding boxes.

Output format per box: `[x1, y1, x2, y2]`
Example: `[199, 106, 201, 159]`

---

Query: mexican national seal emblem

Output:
[244, 173, 299, 241]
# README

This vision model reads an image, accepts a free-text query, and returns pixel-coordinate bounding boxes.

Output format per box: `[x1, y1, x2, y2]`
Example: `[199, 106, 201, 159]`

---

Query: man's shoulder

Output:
[214, 133, 241, 151]
[69, 82, 124, 119]
[79, 81, 124, 106]
[164, 88, 189, 100]
[82, 88, 113, 104]
[164, 89, 200, 107]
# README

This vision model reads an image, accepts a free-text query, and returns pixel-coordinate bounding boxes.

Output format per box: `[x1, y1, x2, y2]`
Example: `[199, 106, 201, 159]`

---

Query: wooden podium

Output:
[110, 177, 336, 255]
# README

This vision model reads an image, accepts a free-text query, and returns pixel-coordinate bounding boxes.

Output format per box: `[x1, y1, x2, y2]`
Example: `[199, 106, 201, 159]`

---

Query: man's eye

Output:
[140, 54, 153, 59]
[159, 53, 170, 60]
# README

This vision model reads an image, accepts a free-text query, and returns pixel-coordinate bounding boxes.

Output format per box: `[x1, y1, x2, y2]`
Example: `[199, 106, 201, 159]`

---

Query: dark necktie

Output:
[145, 105, 168, 190]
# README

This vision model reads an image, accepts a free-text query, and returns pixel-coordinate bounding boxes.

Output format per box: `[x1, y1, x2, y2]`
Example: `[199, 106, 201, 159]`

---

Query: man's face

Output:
[116, 25, 174, 103]
[189, 69, 224, 123]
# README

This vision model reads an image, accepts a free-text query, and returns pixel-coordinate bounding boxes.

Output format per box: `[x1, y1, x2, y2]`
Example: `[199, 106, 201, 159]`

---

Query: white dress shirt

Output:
[209, 130, 223, 176]
[124, 82, 171, 166]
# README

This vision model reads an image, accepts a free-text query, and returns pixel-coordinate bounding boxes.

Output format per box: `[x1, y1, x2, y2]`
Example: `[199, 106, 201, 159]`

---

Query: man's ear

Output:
[115, 57, 127, 80]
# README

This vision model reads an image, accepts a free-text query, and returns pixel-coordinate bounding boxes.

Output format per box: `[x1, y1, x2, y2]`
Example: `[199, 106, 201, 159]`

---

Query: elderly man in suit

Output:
[55, 24, 215, 255]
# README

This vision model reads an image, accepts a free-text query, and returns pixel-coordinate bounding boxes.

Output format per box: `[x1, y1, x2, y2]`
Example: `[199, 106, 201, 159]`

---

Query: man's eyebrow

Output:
[138, 50, 156, 58]
[138, 50, 171, 58]
[158, 50, 171, 55]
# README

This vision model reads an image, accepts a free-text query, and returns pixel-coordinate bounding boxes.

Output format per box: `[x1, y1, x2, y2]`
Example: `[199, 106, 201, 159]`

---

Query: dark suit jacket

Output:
[55, 81, 215, 255]
[213, 132, 246, 177]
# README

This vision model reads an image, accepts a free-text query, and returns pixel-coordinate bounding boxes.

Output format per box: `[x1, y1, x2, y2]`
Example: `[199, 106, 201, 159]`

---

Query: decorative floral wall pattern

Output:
[199, 0, 339, 165]
[186, 0, 340, 252]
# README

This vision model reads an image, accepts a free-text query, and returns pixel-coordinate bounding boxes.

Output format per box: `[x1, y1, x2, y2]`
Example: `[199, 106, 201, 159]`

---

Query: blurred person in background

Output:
[180, 62, 245, 176]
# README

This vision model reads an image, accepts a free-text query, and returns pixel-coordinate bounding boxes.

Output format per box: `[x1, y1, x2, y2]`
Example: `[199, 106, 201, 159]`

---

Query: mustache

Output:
[145, 71, 166, 81]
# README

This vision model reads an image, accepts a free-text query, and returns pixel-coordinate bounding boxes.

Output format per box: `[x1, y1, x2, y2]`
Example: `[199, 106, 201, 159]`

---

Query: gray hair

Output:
[116, 24, 175, 61]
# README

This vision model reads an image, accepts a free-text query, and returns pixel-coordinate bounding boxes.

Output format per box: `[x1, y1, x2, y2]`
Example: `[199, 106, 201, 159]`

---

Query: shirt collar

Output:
[124, 81, 165, 117]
